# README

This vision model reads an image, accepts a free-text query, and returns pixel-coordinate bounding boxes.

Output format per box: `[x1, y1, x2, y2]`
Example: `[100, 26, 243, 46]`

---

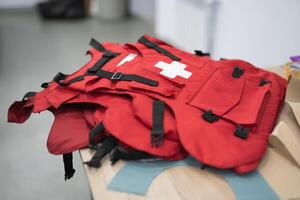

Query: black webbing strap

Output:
[58, 75, 85, 87]
[88, 122, 105, 149]
[84, 136, 118, 168]
[259, 79, 271, 87]
[110, 146, 153, 165]
[151, 100, 165, 147]
[90, 69, 159, 87]
[40, 38, 108, 88]
[138, 36, 181, 61]
[88, 51, 120, 73]
[90, 38, 106, 52]
[63, 153, 75, 180]
[40, 72, 69, 88]
[22, 91, 36, 101]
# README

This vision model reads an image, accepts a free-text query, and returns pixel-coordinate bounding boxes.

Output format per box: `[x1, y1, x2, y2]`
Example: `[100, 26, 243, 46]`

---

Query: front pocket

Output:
[188, 68, 270, 125]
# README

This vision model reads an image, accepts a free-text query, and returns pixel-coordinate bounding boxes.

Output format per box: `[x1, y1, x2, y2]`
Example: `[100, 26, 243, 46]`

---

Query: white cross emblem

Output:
[117, 53, 137, 67]
[154, 61, 192, 79]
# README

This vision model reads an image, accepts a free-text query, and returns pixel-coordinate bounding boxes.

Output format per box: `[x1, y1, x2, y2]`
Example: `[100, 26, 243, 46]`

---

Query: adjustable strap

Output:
[194, 50, 210, 57]
[91, 69, 159, 87]
[89, 38, 106, 52]
[88, 51, 120, 73]
[138, 36, 181, 61]
[88, 122, 105, 149]
[110, 146, 153, 165]
[151, 100, 165, 147]
[63, 153, 75, 180]
[84, 136, 118, 168]
[22, 91, 36, 101]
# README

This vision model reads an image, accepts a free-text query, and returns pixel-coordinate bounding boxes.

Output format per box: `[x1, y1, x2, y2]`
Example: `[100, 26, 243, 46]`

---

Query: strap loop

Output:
[89, 38, 106, 52]
[194, 50, 210, 57]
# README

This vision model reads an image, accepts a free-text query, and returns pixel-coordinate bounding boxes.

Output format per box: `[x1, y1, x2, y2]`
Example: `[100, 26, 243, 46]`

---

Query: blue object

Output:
[108, 158, 279, 200]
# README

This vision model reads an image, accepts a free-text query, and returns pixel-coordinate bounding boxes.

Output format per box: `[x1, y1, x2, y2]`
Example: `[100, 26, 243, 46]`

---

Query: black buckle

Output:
[111, 72, 123, 80]
[202, 110, 219, 123]
[151, 130, 164, 147]
[234, 125, 250, 139]
[232, 66, 244, 78]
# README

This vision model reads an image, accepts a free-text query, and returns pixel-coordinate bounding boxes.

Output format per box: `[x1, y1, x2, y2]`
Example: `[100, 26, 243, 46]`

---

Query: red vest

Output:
[8, 34, 287, 175]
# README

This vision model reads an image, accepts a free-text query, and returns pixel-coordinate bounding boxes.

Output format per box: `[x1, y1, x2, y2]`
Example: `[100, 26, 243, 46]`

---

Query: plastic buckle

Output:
[151, 130, 164, 147]
[234, 125, 250, 139]
[202, 110, 219, 123]
[111, 72, 123, 80]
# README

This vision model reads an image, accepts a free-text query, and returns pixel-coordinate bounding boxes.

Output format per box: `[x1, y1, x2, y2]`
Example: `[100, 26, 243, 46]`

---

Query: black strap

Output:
[234, 124, 250, 139]
[202, 109, 219, 123]
[90, 38, 106, 52]
[40, 72, 69, 88]
[88, 51, 120, 73]
[151, 100, 165, 147]
[259, 79, 271, 87]
[63, 153, 75, 180]
[194, 50, 210, 57]
[58, 75, 85, 87]
[84, 136, 118, 168]
[91, 69, 159, 87]
[232, 66, 244, 78]
[138, 36, 181, 61]
[22, 91, 36, 101]
[88, 122, 105, 149]
[110, 146, 153, 165]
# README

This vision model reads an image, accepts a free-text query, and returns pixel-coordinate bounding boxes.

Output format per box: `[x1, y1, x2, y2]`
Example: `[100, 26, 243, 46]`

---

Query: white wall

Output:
[213, 0, 300, 66]
[155, 0, 216, 53]
[129, 0, 155, 23]
[155, 0, 300, 67]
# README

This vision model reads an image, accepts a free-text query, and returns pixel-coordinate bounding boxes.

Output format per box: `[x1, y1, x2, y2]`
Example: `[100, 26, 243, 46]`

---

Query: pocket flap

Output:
[189, 69, 245, 116]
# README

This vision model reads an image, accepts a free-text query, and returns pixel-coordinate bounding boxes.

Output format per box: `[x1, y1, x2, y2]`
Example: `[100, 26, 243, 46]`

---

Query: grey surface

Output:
[0, 10, 154, 200]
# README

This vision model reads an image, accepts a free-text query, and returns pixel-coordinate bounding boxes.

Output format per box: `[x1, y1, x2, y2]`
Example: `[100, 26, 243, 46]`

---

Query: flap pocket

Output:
[188, 68, 270, 125]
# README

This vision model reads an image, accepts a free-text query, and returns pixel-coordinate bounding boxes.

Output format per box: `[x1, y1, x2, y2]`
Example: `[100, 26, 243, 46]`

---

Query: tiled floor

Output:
[0, 9, 154, 200]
